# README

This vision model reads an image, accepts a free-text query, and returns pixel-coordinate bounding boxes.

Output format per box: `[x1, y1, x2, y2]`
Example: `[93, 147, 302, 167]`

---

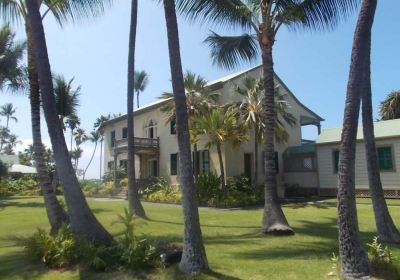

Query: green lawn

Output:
[1, 197, 400, 280]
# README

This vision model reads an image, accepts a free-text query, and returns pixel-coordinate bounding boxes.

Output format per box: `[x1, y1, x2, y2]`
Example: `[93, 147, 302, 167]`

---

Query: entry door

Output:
[148, 159, 158, 177]
[244, 153, 252, 180]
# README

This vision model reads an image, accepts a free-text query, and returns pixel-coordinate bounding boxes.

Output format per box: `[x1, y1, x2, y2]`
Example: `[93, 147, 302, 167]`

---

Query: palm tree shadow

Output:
[146, 217, 259, 229]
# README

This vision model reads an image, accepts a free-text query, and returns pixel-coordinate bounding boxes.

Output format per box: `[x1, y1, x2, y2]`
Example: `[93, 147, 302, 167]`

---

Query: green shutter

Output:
[377, 147, 394, 171]
[122, 127, 127, 139]
[333, 150, 340, 173]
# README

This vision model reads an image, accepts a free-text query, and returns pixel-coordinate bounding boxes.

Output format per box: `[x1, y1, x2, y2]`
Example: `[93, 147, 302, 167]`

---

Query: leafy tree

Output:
[133, 70, 149, 108]
[193, 107, 248, 189]
[0, 103, 18, 151]
[163, 0, 209, 273]
[126, 0, 146, 217]
[83, 130, 101, 180]
[179, 0, 359, 235]
[0, 159, 7, 180]
[379, 90, 400, 120]
[235, 76, 296, 189]
[53, 75, 80, 129]
[65, 113, 80, 151]
[25, 0, 113, 244]
[94, 115, 110, 181]
[337, 0, 376, 277]
[0, 25, 26, 93]
[2, 133, 20, 155]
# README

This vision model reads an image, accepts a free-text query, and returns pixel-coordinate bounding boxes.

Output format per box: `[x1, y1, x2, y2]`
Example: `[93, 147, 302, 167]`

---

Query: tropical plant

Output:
[83, 130, 101, 180]
[0, 25, 25, 93]
[126, 0, 145, 217]
[163, 0, 209, 273]
[53, 74, 81, 129]
[2, 133, 20, 155]
[160, 70, 219, 179]
[65, 113, 80, 151]
[179, 0, 360, 235]
[235, 76, 296, 189]
[337, 0, 375, 278]
[193, 107, 248, 189]
[94, 115, 110, 181]
[379, 90, 400, 120]
[25, 0, 113, 244]
[0, 159, 7, 180]
[133, 70, 149, 108]
[0, 103, 18, 152]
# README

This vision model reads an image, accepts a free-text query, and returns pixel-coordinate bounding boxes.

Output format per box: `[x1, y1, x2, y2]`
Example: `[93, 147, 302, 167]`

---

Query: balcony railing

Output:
[113, 137, 159, 154]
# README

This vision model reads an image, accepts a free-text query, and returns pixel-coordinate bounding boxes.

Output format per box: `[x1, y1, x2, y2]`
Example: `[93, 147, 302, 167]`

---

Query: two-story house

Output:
[100, 65, 323, 196]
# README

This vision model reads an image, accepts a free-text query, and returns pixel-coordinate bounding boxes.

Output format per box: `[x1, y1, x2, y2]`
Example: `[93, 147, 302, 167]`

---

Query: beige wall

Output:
[317, 138, 400, 191]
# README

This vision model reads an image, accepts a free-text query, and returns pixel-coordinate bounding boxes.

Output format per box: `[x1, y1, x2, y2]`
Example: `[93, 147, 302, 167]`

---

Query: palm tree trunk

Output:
[163, 0, 209, 273]
[260, 36, 293, 235]
[253, 129, 258, 192]
[216, 142, 225, 190]
[26, 0, 113, 245]
[337, 0, 376, 277]
[99, 138, 103, 181]
[193, 143, 198, 182]
[83, 141, 98, 181]
[361, 27, 400, 243]
[127, 0, 145, 217]
[70, 130, 73, 152]
[137, 91, 140, 108]
[26, 23, 68, 234]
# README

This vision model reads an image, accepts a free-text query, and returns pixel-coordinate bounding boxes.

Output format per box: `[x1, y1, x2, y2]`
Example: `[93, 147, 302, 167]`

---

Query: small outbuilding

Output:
[316, 119, 400, 198]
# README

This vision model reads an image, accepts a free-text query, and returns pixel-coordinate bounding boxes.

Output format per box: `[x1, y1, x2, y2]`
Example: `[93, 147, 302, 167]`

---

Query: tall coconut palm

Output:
[163, 0, 209, 273]
[83, 130, 101, 180]
[0, 25, 25, 93]
[193, 107, 248, 189]
[126, 0, 146, 217]
[379, 90, 400, 120]
[0, 0, 110, 235]
[0, 103, 18, 151]
[73, 127, 87, 171]
[53, 75, 80, 129]
[25, 0, 113, 244]
[360, 12, 400, 244]
[337, 0, 377, 277]
[180, 0, 359, 235]
[235, 76, 296, 189]
[133, 70, 148, 108]
[94, 114, 110, 181]
[160, 70, 219, 179]
[65, 113, 80, 151]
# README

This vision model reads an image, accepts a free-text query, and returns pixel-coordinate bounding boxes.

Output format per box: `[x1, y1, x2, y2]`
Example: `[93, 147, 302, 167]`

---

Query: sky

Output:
[1, 1, 399, 179]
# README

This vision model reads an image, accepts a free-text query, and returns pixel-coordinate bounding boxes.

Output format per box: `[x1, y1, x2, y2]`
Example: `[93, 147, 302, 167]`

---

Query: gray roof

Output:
[316, 118, 400, 144]
[101, 65, 324, 128]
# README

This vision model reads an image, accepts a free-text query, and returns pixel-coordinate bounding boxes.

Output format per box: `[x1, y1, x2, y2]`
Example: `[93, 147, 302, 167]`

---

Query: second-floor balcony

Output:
[112, 137, 159, 155]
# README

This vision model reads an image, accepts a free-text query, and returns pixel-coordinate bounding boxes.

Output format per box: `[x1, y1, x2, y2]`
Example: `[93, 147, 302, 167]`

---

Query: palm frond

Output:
[133, 70, 149, 93]
[0, 0, 24, 24]
[205, 31, 259, 70]
[177, 0, 255, 30]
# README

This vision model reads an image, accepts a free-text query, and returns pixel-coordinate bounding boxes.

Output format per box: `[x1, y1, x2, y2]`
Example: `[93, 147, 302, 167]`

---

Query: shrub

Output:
[0, 160, 7, 179]
[142, 177, 169, 196]
[0, 177, 40, 196]
[196, 172, 220, 204]
[144, 185, 181, 204]
[25, 225, 78, 268]
[80, 179, 102, 196]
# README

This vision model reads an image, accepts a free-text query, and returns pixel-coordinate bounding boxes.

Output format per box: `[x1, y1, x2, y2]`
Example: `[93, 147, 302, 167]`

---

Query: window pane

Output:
[378, 147, 394, 171]
[122, 127, 127, 139]
[170, 118, 176, 135]
[202, 150, 210, 173]
[111, 131, 116, 147]
[333, 150, 339, 173]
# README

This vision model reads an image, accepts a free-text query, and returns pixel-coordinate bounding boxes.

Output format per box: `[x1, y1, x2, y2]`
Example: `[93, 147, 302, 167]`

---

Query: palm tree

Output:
[2, 133, 20, 155]
[25, 0, 113, 244]
[180, 0, 359, 235]
[94, 114, 110, 181]
[83, 130, 101, 180]
[360, 19, 400, 244]
[0, 103, 17, 130]
[160, 70, 219, 179]
[194, 107, 248, 189]
[379, 90, 400, 120]
[133, 70, 149, 108]
[163, 0, 209, 273]
[65, 113, 80, 151]
[53, 74, 80, 129]
[126, 0, 145, 217]
[0, 103, 18, 152]
[235, 76, 296, 189]
[73, 127, 87, 171]
[0, 25, 25, 93]
[337, 0, 376, 277]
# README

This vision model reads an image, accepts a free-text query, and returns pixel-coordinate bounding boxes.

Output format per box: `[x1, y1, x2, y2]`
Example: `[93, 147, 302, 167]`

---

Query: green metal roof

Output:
[285, 144, 316, 154]
[316, 119, 400, 144]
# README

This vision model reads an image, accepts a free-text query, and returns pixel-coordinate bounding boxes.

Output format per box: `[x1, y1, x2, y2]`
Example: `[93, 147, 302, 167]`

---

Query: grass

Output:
[0, 196, 400, 280]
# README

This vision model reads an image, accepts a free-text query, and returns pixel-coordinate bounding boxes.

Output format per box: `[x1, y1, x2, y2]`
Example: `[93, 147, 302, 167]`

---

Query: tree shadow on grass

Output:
[146, 217, 259, 230]
[0, 200, 44, 209]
